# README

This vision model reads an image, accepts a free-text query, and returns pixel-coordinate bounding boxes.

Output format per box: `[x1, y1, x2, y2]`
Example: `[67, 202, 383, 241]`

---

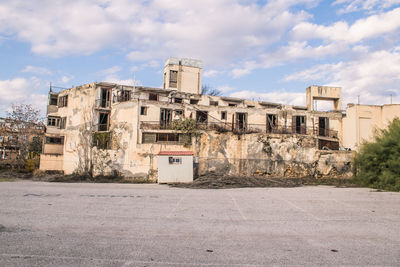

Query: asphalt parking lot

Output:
[1, 181, 400, 266]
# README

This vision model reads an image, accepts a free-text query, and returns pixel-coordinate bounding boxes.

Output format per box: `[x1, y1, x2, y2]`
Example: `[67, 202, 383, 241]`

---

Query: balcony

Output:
[139, 121, 339, 139]
[95, 99, 111, 109]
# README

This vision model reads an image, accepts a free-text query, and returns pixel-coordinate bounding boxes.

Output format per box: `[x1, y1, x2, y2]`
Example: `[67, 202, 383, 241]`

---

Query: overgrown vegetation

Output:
[353, 118, 400, 191]
[201, 84, 222, 96]
[171, 118, 198, 146]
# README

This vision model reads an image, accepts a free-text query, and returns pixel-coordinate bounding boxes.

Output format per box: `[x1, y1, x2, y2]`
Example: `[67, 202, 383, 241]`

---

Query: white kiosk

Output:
[157, 151, 194, 183]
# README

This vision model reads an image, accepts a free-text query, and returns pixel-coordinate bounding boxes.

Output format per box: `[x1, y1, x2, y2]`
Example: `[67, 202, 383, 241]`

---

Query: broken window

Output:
[174, 97, 183, 104]
[196, 111, 208, 124]
[47, 116, 60, 127]
[98, 112, 109, 131]
[221, 111, 227, 120]
[117, 90, 131, 102]
[140, 106, 148, 115]
[266, 114, 277, 133]
[59, 117, 67, 129]
[235, 112, 247, 130]
[45, 136, 64, 144]
[293, 116, 306, 134]
[175, 110, 184, 117]
[190, 99, 199, 105]
[160, 108, 172, 129]
[318, 117, 329, 137]
[99, 88, 111, 108]
[58, 95, 68, 107]
[142, 133, 190, 144]
[49, 94, 58, 106]
[149, 93, 158, 101]
[169, 70, 178, 88]
[210, 100, 218, 106]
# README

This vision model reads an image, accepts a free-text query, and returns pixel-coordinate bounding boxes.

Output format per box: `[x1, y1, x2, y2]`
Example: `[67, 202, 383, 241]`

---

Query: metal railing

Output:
[94, 123, 109, 132]
[140, 121, 338, 138]
[95, 99, 111, 109]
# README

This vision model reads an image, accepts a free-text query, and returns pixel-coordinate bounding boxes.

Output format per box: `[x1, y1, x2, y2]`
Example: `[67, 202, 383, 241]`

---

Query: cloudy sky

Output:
[1, 0, 400, 115]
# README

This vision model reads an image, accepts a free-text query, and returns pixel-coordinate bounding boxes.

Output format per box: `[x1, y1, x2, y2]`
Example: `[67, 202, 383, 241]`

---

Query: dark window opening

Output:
[45, 136, 64, 144]
[175, 110, 183, 117]
[59, 117, 67, 129]
[149, 93, 158, 101]
[267, 114, 277, 133]
[221, 111, 227, 120]
[190, 99, 199, 105]
[160, 108, 172, 128]
[228, 103, 237, 107]
[47, 116, 60, 127]
[169, 70, 178, 88]
[196, 111, 208, 124]
[116, 90, 131, 102]
[100, 88, 111, 108]
[210, 100, 218, 106]
[49, 95, 58, 106]
[140, 106, 148, 115]
[174, 97, 182, 103]
[142, 133, 190, 144]
[318, 117, 329, 137]
[98, 112, 109, 131]
[293, 116, 306, 134]
[319, 139, 339, 150]
[235, 112, 247, 130]
[247, 105, 255, 108]
[58, 95, 68, 107]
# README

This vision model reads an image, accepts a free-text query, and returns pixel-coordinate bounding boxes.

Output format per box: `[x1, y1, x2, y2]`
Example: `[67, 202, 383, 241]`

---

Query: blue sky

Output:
[1, 0, 400, 116]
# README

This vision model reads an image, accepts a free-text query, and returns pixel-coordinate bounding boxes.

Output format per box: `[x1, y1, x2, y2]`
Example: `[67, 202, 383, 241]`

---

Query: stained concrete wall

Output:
[196, 132, 352, 179]
[342, 104, 400, 150]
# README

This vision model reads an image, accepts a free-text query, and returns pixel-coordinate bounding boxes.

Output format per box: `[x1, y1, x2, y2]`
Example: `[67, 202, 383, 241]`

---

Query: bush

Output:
[354, 118, 400, 191]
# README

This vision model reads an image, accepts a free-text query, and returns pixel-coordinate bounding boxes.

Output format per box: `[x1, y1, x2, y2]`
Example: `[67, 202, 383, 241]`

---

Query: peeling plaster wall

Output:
[196, 132, 353, 179]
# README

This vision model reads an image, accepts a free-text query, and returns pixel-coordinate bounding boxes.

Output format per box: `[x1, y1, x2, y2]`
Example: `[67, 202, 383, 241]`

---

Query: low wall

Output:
[196, 132, 353, 178]
[39, 154, 64, 171]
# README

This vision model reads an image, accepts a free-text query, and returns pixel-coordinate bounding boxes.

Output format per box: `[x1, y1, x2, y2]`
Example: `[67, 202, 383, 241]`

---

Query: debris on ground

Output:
[169, 172, 357, 189]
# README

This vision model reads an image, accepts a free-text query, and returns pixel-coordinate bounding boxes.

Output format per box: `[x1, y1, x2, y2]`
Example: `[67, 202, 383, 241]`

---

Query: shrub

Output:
[354, 118, 400, 191]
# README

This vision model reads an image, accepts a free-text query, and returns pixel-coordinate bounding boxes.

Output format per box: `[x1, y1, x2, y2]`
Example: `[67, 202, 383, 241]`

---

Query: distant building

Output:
[39, 57, 399, 179]
[0, 117, 45, 167]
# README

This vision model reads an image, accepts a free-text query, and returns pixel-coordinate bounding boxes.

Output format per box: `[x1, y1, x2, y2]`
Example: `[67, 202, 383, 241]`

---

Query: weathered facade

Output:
[40, 57, 373, 180]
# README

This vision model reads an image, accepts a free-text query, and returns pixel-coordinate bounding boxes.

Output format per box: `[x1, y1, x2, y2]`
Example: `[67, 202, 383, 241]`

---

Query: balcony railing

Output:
[140, 121, 338, 138]
[94, 124, 109, 132]
[95, 99, 111, 109]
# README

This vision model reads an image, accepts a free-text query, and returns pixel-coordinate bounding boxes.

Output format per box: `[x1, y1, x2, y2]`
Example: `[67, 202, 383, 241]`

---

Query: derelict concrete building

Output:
[39, 57, 399, 180]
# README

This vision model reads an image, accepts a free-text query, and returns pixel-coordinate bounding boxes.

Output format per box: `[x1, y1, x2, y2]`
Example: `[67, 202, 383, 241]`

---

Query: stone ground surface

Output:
[0, 181, 400, 266]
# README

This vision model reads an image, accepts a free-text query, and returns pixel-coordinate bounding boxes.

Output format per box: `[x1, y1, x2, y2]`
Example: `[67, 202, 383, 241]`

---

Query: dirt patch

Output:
[170, 173, 357, 189]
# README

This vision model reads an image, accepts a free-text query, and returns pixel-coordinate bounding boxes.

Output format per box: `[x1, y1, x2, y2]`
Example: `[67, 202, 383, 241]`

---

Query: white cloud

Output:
[22, 65, 52, 75]
[216, 85, 234, 93]
[333, 0, 400, 14]
[0, 0, 313, 66]
[60, 75, 73, 84]
[100, 66, 122, 76]
[203, 70, 222, 78]
[291, 8, 400, 43]
[0, 77, 47, 116]
[284, 49, 400, 106]
[230, 90, 305, 106]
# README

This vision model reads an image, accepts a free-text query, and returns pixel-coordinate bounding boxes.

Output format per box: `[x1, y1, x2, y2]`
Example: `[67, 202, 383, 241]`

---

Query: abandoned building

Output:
[39, 57, 400, 181]
[0, 117, 45, 167]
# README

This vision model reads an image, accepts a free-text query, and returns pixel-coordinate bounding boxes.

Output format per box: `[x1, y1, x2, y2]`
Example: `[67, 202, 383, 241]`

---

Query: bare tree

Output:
[5, 104, 44, 168]
[201, 84, 222, 96]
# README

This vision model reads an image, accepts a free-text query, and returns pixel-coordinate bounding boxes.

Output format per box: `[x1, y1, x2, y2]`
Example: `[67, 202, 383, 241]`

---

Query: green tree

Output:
[354, 118, 400, 191]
